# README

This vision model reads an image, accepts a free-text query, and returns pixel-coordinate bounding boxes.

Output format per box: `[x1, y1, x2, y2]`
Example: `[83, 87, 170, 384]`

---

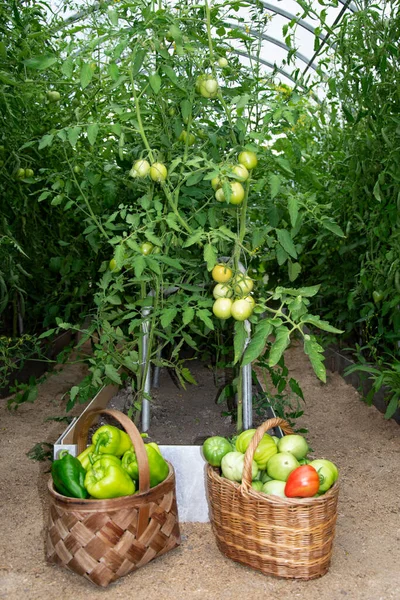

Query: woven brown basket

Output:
[207, 417, 339, 580]
[46, 409, 181, 587]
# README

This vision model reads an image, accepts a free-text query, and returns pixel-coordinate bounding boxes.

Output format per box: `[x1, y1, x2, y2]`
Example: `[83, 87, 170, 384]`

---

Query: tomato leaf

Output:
[38, 134, 54, 150]
[268, 326, 291, 367]
[132, 49, 146, 76]
[183, 307, 195, 325]
[288, 195, 299, 227]
[197, 308, 214, 330]
[149, 73, 161, 94]
[288, 260, 301, 282]
[61, 57, 74, 78]
[181, 367, 197, 385]
[87, 123, 99, 146]
[162, 65, 184, 90]
[66, 126, 81, 148]
[321, 218, 345, 237]
[80, 62, 93, 89]
[108, 63, 120, 81]
[301, 315, 343, 334]
[204, 243, 217, 271]
[276, 229, 297, 259]
[105, 364, 122, 385]
[304, 336, 326, 382]
[160, 308, 178, 328]
[242, 319, 273, 366]
[183, 229, 204, 248]
[133, 255, 146, 278]
[233, 320, 247, 365]
[24, 55, 57, 70]
[270, 173, 281, 199]
[157, 255, 183, 270]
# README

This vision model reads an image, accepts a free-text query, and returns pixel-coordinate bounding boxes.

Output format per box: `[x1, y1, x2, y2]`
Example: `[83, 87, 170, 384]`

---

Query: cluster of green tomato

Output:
[211, 263, 255, 322]
[15, 167, 34, 179]
[211, 150, 257, 206]
[129, 159, 168, 183]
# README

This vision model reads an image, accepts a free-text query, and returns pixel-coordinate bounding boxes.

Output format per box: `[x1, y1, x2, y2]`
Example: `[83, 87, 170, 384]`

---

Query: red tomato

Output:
[284, 465, 320, 498]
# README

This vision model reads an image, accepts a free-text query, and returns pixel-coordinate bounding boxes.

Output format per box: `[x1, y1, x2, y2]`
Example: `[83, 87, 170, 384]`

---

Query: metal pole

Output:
[141, 307, 151, 432]
[153, 342, 162, 388]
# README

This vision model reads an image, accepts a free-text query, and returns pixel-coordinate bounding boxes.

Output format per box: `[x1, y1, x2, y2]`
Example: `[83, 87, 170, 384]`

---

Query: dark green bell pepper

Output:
[51, 450, 88, 498]
[121, 443, 169, 488]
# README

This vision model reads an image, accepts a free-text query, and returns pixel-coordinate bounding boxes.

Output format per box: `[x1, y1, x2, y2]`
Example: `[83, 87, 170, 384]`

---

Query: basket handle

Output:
[240, 417, 294, 492]
[73, 408, 150, 494]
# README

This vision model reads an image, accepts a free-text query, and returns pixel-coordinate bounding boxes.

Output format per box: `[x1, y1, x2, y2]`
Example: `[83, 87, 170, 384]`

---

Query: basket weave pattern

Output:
[46, 409, 181, 587]
[206, 417, 339, 580]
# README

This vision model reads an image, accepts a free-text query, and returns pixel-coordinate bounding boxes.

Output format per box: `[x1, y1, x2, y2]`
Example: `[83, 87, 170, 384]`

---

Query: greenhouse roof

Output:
[50, 0, 359, 89]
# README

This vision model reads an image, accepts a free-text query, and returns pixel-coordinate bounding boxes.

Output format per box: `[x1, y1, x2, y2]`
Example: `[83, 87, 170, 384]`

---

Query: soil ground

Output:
[0, 342, 399, 600]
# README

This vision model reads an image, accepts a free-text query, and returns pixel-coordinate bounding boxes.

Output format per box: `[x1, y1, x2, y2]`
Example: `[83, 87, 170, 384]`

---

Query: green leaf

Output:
[24, 55, 57, 70]
[288, 260, 301, 282]
[87, 123, 99, 146]
[105, 364, 122, 385]
[304, 336, 326, 383]
[233, 321, 247, 365]
[61, 57, 74, 78]
[321, 219, 345, 237]
[288, 195, 299, 227]
[38, 134, 54, 150]
[181, 367, 197, 385]
[270, 173, 281, 199]
[132, 49, 146, 76]
[302, 315, 344, 334]
[242, 319, 273, 366]
[268, 326, 290, 367]
[149, 73, 161, 94]
[134, 255, 146, 278]
[108, 63, 120, 81]
[183, 306, 195, 325]
[197, 309, 214, 330]
[276, 157, 294, 176]
[147, 257, 161, 275]
[108, 9, 119, 26]
[204, 243, 217, 271]
[385, 394, 399, 419]
[80, 62, 93, 89]
[276, 229, 297, 259]
[158, 255, 183, 270]
[373, 179, 382, 203]
[186, 172, 203, 186]
[183, 229, 204, 248]
[114, 244, 125, 269]
[67, 126, 81, 148]
[162, 65, 184, 90]
[107, 295, 122, 305]
[276, 244, 288, 265]
[160, 308, 178, 328]
[181, 99, 191, 120]
[275, 285, 320, 297]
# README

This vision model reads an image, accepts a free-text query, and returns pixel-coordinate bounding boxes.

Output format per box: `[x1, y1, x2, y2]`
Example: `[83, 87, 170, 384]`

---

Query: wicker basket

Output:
[207, 417, 339, 580]
[46, 409, 181, 587]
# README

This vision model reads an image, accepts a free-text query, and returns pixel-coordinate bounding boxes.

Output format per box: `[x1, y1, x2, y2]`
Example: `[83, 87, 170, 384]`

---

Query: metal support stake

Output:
[242, 319, 253, 430]
[153, 342, 162, 388]
[141, 307, 152, 432]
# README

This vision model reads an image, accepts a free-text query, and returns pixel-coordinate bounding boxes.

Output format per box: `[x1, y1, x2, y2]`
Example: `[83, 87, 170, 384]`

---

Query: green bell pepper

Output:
[121, 444, 169, 488]
[92, 424, 132, 457]
[51, 450, 88, 499]
[77, 445, 122, 471]
[84, 462, 135, 499]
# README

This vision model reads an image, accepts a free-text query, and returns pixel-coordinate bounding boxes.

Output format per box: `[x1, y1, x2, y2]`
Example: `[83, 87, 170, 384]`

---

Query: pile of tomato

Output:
[203, 431, 338, 498]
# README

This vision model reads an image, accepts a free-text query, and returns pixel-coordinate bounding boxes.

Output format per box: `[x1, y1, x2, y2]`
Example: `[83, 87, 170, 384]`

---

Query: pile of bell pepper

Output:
[51, 424, 169, 499]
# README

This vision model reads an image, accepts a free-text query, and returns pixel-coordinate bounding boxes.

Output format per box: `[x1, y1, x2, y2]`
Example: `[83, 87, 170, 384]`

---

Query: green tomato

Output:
[238, 150, 258, 170]
[277, 434, 309, 460]
[150, 162, 168, 182]
[178, 131, 196, 145]
[197, 75, 219, 99]
[211, 176, 221, 191]
[130, 159, 150, 178]
[233, 274, 254, 296]
[217, 57, 228, 68]
[262, 480, 287, 497]
[221, 451, 258, 482]
[140, 242, 153, 255]
[235, 430, 278, 470]
[212, 283, 233, 299]
[47, 90, 61, 103]
[215, 188, 226, 202]
[231, 164, 249, 182]
[231, 298, 253, 321]
[109, 258, 119, 272]
[373, 290, 384, 304]
[309, 458, 339, 483]
[212, 297, 233, 319]
[229, 181, 245, 205]
[24, 168, 34, 178]
[212, 264, 232, 283]
[251, 480, 264, 491]
[73, 165, 81, 174]
[16, 168, 26, 179]
[266, 452, 300, 481]
[202, 436, 233, 467]
[309, 459, 336, 493]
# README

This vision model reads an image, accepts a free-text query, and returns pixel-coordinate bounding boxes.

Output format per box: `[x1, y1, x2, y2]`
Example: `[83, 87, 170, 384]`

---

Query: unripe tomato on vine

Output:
[212, 264, 233, 283]
[150, 162, 168, 182]
[213, 297, 233, 319]
[238, 150, 258, 170]
[196, 75, 219, 99]
[130, 159, 150, 178]
[140, 242, 153, 256]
